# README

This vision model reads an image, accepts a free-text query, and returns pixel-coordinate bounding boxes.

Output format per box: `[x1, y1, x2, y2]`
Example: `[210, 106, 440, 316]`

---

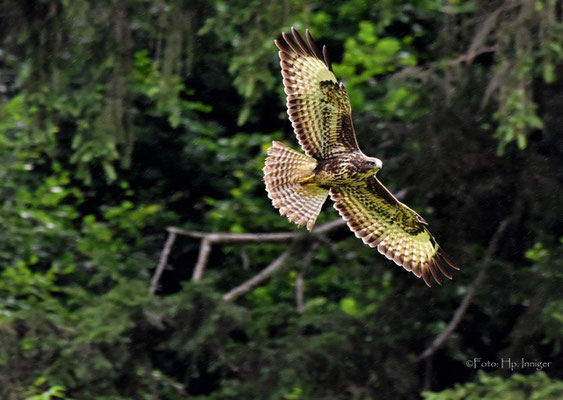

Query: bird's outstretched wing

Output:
[330, 177, 460, 286]
[275, 28, 359, 160]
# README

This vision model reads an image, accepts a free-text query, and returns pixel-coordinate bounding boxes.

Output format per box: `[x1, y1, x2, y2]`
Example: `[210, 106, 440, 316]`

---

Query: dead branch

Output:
[415, 217, 512, 362]
[391, 45, 498, 87]
[296, 242, 319, 313]
[192, 237, 212, 281]
[240, 246, 250, 271]
[313, 218, 347, 233]
[153, 219, 347, 286]
[149, 231, 177, 295]
[467, 5, 504, 54]
[481, 62, 508, 108]
[167, 227, 297, 243]
[443, 45, 498, 67]
[296, 271, 305, 314]
[167, 218, 346, 243]
[223, 248, 292, 302]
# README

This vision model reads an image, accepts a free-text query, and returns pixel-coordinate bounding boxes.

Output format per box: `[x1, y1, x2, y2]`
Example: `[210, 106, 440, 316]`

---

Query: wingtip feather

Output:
[322, 45, 333, 71]
[421, 266, 432, 287]
[305, 29, 323, 60]
[438, 248, 460, 270]
[429, 260, 443, 286]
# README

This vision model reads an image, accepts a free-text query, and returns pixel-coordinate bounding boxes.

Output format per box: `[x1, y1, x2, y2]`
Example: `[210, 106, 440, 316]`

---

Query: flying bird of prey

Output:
[263, 28, 460, 286]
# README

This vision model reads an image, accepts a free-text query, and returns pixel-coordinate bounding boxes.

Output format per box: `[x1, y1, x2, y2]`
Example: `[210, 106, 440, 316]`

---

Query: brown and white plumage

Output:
[277, 29, 359, 159]
[264, 28, 460, 286]
[330, 177, 458, 286]
[264, 141, 328, 231]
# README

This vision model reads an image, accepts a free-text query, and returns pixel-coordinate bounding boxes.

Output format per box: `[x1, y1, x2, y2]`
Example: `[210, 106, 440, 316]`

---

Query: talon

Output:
[297, 174, 315, 184]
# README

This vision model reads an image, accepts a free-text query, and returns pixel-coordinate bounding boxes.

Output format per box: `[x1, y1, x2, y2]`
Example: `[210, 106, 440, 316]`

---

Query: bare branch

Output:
[296, 242, 319, 313]
[166, 218, 347, 243]
[313, 218, 347, 233]
[443, 45, 498, 67]
[152, 219, 348, 293]
[481, 62, 508, 108]
[468, 5, 504, 54]
[240, 246, 250, 271]
[149, 231, 177, 295]
[415, 217, 512, 362]
[223, 248, 292, 302]
[168, 227, 297, 243]
[154, 188, 406, 295]
[296, 271, 305, 314]
[192, 238, 212, 281]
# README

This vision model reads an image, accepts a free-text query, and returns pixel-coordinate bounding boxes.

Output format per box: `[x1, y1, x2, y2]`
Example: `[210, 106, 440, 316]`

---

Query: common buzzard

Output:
[264, 28, 459, 286]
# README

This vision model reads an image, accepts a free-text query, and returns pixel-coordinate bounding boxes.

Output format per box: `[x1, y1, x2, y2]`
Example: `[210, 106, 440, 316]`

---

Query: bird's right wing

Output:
[330, 176, 459, 286]
[276, 28, 359, 160]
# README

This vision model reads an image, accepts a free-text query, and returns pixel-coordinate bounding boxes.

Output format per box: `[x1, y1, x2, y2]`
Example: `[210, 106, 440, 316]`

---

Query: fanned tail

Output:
[263, 141, 329, 231]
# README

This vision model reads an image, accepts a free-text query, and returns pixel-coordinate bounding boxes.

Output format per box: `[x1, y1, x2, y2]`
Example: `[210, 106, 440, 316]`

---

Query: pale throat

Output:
[366, 156, 383, 172]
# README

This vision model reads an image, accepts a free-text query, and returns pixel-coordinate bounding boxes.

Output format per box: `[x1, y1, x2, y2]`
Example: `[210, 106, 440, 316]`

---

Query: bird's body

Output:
[264, 28, 460, 286]
[310, 152, 382, 186]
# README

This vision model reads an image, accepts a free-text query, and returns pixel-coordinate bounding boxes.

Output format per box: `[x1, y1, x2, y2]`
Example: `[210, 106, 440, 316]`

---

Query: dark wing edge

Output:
[274, 27, 333, 71]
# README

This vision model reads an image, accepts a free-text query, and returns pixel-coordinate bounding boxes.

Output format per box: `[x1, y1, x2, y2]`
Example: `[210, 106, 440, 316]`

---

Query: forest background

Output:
[0, 0, 562, 399]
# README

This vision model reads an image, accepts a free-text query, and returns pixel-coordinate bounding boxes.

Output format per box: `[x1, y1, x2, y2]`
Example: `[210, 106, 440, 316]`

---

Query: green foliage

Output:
[199, 131, 291, 232]
[488, 0, 563, 154]
[494, 89, 543, 155]
[423, 371, 563, 400]
[199, 0, 306, 126]
[541, 300, 563, 354]
[25, 377, 67, 400]
[131, 49, 212, 130]
[333, 20, 418, 111]
[0, 0, 562, 399]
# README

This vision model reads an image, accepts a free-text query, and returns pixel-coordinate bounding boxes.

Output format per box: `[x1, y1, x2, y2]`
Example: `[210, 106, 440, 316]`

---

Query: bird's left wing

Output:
[330, 177, 459, 286]
[275, 28, 359, 160]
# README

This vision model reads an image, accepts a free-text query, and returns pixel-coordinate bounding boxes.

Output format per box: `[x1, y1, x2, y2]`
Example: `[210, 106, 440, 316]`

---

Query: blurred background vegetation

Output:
[0, 0, 562, 399]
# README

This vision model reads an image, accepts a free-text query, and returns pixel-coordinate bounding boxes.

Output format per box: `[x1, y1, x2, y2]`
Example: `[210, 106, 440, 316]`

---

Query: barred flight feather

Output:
[275, 28, 359, 159]
[330, 178, 459, 286]
[264, 141, 328, 231]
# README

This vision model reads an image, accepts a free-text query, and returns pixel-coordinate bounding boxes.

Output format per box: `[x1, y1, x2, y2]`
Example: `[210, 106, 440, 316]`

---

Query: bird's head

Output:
[360, 156, 383, 176]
